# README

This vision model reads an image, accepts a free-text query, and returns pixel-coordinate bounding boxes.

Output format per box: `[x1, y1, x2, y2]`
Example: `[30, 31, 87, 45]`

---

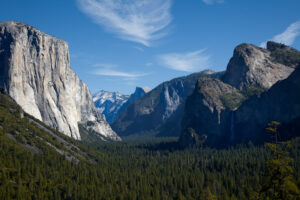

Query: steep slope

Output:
[0, 21, 120, 141]
[93, 90, 129, 123]
[222, 41, 298, 90]
[0, 93, 95, 163]
[112, 70, 223, 138]
[233, 64, 300, 143]
[117, 86, 150, 117]
[179, 77, 244, 147]
[179, 42, 300, 147]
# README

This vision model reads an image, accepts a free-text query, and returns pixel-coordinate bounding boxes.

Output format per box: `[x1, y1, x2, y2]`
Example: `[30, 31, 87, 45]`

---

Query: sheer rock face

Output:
[112, 70, 223, 138]
[234, 65, 300, 143]
[179, 42, 300, 147]
[0, 21, 120, 141]
[179, 77, 244, 147]
[222, 42, 298, 90]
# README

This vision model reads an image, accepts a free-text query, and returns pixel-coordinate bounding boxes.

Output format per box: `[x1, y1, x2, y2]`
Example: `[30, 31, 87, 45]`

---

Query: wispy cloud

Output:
[202, 0, 224, 5]
[133, 46, 144, 52]
[260, 21, 300, 47]
[77, 0, 172, 46]
[92, 68, 148, 78]
[158, 50, 210, 72]
[92, 63, 118, 68]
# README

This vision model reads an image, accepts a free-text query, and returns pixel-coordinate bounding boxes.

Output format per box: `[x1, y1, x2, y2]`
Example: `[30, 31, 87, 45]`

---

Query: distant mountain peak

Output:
[93, 86, 149, 124]
[135, 86, 151, 93]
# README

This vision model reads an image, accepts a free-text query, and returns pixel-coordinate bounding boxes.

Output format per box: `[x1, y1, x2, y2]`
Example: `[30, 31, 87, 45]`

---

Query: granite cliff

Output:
[233, 64, 300, 144]
[222, 42, 298, 90]
[180, 42, 300, 147]
[112, 70, 223, 138]
[0, 21, 120, 141]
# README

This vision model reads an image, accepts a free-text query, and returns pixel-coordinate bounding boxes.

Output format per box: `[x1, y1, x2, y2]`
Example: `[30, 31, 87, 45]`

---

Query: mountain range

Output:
[1, 21, 300, 148]
[93, 86, 150, 123]
[112, 70, 222, 138]
[112, 41, 300, 145]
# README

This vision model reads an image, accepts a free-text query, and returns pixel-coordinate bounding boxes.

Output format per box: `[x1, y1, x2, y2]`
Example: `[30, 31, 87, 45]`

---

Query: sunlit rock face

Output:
[222, 42, 298, 90]
[179, 42, 300, 148]
[0, 21, 120, 141]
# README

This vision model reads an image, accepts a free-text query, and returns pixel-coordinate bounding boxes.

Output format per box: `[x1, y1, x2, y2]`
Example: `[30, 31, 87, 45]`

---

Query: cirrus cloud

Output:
[158, 50, 210, 72]
[260, 21, 300, 47]
[77, 0, 172, 46]
[92, 67, 149, 79]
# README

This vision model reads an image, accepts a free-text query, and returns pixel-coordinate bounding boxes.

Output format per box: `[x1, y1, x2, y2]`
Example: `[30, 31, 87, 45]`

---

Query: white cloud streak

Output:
[202, 0, 224, 5]
[158, 50, 210, 72]
[77, 0, 172, 46]
[92, 68, 148, 78]
[92, 63, 118, 68]
[260, 21, 300, 48]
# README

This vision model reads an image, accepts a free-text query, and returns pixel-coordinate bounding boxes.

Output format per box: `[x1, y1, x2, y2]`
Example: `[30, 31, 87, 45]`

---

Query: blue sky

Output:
[1, 0, 300, 94]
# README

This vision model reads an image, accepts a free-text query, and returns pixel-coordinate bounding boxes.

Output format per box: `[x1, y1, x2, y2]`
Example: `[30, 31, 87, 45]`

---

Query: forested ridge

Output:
[0, 93, 299, 199]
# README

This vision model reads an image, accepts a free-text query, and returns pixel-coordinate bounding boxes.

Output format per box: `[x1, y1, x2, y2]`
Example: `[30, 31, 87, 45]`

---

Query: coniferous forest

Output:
[1, 131, 300, 200]
[0, 92, 299, 200]
[0, 93, 299, 199]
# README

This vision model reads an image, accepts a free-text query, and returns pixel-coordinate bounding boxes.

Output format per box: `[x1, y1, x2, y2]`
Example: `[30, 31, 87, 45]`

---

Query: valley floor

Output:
[1, 131, 300, 200]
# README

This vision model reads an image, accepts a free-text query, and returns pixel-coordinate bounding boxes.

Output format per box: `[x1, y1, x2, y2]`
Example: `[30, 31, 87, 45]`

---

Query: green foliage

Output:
[260, 122, 300, 200]
[0, 94, 299, 199]
[242, 86, 266, 98]
[220, 93, 245, 110]
[269, 46, 300, 67]
[220, 86, 265, 110]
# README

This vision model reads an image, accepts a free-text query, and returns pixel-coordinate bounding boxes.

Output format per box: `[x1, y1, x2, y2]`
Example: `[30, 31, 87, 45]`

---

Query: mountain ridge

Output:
[93, 86, 149, 123]
[112, 70, 224, 138]
[179, 41, 300, 147]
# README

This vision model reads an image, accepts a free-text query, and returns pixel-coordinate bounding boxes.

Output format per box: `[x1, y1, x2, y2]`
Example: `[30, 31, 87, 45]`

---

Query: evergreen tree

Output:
[260, 121, 300, 200]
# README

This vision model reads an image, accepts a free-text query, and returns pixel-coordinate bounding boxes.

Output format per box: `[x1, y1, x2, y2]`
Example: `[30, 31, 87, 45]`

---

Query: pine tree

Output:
[260, 121, 300, 200]
[201, 187, 217, 200]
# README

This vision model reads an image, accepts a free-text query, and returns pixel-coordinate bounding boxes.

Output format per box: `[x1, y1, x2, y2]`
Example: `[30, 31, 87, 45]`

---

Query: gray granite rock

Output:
[0, 21, 120, 141]
[222, 42, 297, 90]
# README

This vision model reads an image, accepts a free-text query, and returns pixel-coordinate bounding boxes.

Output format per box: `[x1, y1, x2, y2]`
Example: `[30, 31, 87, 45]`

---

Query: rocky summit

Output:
[0, 21, 120, 141]
[179, 42, 300, 147]
[222, 41, 298, 90]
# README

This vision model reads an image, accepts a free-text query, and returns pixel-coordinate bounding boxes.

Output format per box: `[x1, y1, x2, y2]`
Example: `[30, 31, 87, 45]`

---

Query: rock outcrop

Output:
[179, 77, 244, 147]
[222, 42, 298, 90]
[179, 42, 300, 147]
[112, 70, 223, 138]
[0, 21, 120, 141]
[233, 64, 300, 143]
